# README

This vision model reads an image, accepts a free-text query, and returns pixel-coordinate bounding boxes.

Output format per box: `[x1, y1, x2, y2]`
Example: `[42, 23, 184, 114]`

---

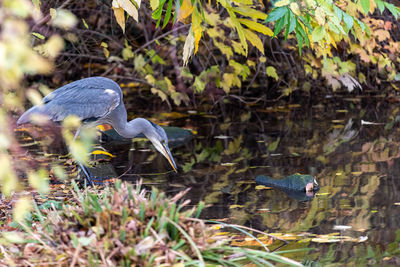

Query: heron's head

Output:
[143, 120, 177, 173]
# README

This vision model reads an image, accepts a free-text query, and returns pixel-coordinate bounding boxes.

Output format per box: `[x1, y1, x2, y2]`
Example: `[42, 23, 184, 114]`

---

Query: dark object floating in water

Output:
[256, 174, 319, 201]
[101, 126, 193, 148]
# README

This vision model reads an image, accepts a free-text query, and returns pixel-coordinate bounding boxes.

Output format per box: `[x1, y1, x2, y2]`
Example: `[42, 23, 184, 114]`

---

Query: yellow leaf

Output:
[274, 0, 289, 7]
[305, 0, 316, 8]
[315, 7, 325, 25]
[229, 204, 244, 209]
[214, 41, 233, 59]
[222, 73, 241, 93]
[91, 150, 115, 157]
[231, 0, 253, 5]
[243, 28, 265, 54]
[192, 8, 202, 53]
[255, 185, 271, 190]
[204, 12, 220, 27]
[290, 2, 300, 16]
[239, 18, 273, 36]
[150, 0, 159, 10]
[28, 169, 49, 194]
[266, 66, 279, 80]
[112, 6, 126, 32]
[34, 35, 64, 58]
[177, 0, 195, 22]
[233, 6, 267, 20]
[13, 196, 32, 222]
[117, 0, 139, 22]
[232, 40, 246, 56]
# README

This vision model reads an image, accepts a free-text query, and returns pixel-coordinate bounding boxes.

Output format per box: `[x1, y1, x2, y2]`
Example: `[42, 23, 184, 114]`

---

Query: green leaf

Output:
[273, 16, 286, 37]
[153, 0, 167, 27]
[342, 12, 353, 31]
[32, 32, 45, 39]
[163, 0, 173, 28]
[384, 2, 400, 19]
[82, 18, 89, 29]
[333, 5, 343, 21]
[312, 25, 325, 42]
[268, 137, 280, 152]
[266, 66, 279, 81]
[296, 21, 309, 46]
[355, 18, 366, 32]
[265, 7, 288, 22]
[360, 0, 370, 14]
[285, 11, 296, 40]
[375, 0, 384, 13]
[296, 32, 303, 55]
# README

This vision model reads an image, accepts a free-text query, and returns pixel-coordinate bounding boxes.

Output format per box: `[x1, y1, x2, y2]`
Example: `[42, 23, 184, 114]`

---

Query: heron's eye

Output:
[161, 140, 166, 145]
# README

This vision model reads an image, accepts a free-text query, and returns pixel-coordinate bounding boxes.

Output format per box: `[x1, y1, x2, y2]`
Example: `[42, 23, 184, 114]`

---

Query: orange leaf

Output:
[178, 0, 195, 22]
[192, 8, 202, 53]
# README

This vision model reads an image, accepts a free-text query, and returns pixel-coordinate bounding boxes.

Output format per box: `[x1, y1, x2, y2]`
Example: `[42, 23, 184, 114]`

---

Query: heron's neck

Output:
[112, 117, 150, 138]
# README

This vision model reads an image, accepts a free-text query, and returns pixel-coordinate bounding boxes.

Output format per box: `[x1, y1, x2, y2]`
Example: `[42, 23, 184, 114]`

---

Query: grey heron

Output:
[17, 77, 177, 185]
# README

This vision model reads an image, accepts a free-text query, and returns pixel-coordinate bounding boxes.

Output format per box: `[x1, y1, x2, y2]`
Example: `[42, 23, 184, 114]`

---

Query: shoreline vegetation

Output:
[0, 180, 304, 266]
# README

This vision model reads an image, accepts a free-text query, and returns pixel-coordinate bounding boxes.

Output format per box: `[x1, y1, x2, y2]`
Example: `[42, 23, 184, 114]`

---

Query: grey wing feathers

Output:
[43, 88, 120, 122]
[18, 77, 122, 124]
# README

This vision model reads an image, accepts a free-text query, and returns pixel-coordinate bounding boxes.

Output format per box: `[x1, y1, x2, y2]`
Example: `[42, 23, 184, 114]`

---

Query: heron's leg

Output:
[71, 128, 95, 186]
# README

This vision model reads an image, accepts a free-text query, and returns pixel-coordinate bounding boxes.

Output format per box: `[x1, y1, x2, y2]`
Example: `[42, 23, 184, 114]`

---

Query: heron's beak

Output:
[161, 143, 177, 172]
[151, 139, 177, 172]
[149, 137, 178, 172]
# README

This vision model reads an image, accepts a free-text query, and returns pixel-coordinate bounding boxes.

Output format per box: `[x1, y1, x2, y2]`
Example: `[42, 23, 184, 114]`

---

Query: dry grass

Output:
[0, 180, 303, 266]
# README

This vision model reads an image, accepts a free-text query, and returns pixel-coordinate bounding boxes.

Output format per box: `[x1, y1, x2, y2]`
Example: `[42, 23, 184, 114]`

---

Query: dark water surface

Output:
[19, 94, 400, 265]
[108, 95, 400, 265]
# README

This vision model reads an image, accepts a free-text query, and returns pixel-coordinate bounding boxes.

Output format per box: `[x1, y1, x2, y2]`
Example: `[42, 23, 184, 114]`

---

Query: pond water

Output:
[106, 94, 400, 265]
[17, 94, 400, 265]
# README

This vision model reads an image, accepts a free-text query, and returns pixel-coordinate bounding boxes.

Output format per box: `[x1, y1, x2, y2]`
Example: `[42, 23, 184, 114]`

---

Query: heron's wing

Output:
[42, 83, 121, 122]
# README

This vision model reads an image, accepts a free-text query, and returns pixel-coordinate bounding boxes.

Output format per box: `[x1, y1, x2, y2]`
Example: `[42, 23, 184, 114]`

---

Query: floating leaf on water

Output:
[357, 236, 368, 242]
[361, 120, 384, 125]
[256, 208, 270, 213]
[158, 112, 187, 119]
[91, 150, 115, 158]
[255, 185, 271, 190]
[214, 135, 232, 139]
[231, 237, 273, 247]
[220, 162, 236, 166]
[333, 225, 352, 231]
[229, 205, 244, 209]
[312, 237, 341, 243]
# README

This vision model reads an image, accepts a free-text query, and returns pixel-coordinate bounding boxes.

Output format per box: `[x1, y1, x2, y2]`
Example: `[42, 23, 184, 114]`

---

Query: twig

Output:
[69, 243, 82, 267]
[32, 0, 74, 31]
[59, 53, 106, 61]
[132, 24, 190, 55]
